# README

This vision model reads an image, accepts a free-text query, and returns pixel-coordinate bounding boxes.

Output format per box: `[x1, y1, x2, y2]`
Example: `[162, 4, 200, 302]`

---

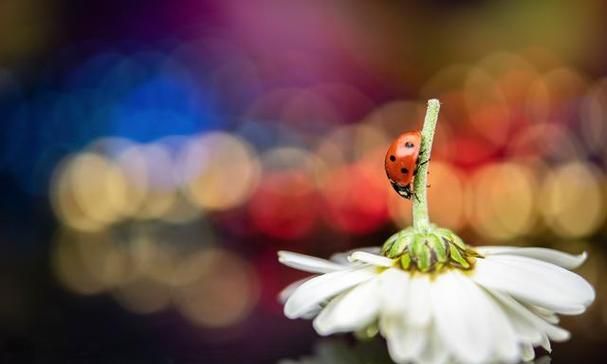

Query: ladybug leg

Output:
[413, 159, 430, 176]
[391, 181, 413, 200]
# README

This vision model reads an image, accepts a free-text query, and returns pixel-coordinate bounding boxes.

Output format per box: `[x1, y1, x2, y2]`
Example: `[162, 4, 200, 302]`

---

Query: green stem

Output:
[412, 99, 440, 232]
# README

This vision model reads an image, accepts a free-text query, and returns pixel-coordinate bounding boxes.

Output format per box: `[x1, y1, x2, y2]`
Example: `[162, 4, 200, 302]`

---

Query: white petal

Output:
[284, 268, 376, 319]
[431, 271, 519, 364]
[476, 246, 587, 269]
[521, 343, 535, 362]
[385, 322, 428, 363]
[407, 275, 432, 327]
[330, 246, 381, 265]
[473, 255, 595, 314]
[379, 268, 410, 315]
[279, 280, 326, 319]
[278, 251, 346, 273]
[524, 304, 560, 324]
[348, 251, 395, 267]
[540, 334, 552, 352]
[418, 326, 449, 364]
[313, 278, 380, 335]
[431, 272, 492, 364]
[498, 298, 544, 345]
[490, 290, 571, 342]
[279, 277, 313, 303]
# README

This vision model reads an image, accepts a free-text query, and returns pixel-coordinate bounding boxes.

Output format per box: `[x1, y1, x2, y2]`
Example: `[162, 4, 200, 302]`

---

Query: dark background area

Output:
[1, 0, 606, 363]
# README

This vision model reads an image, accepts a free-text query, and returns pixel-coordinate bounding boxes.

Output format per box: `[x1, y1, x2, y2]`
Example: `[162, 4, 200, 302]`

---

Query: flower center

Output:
[381, 226, 481, 272]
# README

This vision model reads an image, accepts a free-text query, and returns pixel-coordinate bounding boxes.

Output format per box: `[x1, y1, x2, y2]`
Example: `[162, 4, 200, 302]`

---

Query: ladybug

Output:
[384, 131, 423, 199]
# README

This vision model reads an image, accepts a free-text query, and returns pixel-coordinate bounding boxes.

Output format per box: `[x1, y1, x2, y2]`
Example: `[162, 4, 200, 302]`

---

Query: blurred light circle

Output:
[315, 123, 388, 175]
[248, 147, 322, 240]
[51, 152, 130, 231]
[112, 144, 148, 216]
[69, 153, 129, 224]
[428, 163, 466, 229]
[540, 162, 604, 238]
[444, 134, 497, 167]
[387, 190, 411, 228]
[245, 87, 341, 136]
[526, 67, 588, 122]
[390, 161, 465, 230]
[51, 156, 105, 232]
[364, 100, 425, 138]
[467, 162, 537, 241]
[320, 162, 388, 234]
[463, 68, 511, 146]
[132, 144, 179, 219]
[421, 64, 472, 101]
[506, 122, 583, 162]
[580, 78, 607, 155]
[181, 132, 260, 211]
[260, 146, 321, 176]
[475, 51, 537, 105]
[76, 232, 137, 287]
[173, 249, 259, 328]
[112, 277, 172, 314]
[249, 170, 318, 240]
[159, 194, 201, 223]
[52, 232, 106, 295]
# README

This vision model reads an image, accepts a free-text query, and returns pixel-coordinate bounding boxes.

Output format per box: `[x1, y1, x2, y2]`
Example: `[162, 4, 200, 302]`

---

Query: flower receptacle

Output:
[381, 226, 480, 272]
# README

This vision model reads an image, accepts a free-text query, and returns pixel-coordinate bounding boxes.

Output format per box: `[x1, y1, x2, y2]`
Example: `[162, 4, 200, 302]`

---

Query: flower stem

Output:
[412, 99, 440, 232]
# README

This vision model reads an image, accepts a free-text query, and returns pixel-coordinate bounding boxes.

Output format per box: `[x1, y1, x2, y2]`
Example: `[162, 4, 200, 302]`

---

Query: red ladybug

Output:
[384, 131, 422, 199]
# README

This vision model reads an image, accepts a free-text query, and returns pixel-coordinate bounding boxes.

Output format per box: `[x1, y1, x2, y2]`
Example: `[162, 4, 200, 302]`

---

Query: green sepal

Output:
[381, 226, 477, 272]
[411, 235, 432, 272]
[381, 232, 400, 256]
[399, 253, 411, 270]
[427, 234, 447, 263]
[448, 244, 470, 269]
[436, 227, 466, 249]
[383, 229, 414, 258]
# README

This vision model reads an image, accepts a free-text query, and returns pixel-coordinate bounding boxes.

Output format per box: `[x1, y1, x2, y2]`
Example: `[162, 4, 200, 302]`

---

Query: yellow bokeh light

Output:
[467, 162, 537, 242]
[132, 144, 178, 219]
[52, 232, 106, 295]
[389, 161, 465, 231]
[315, 123, 388, 188]
[428, 162, 466, 230]
[69, 153, 129, 224]
[540, 162, 604, 238]
[51, 152, 130, 231]
[181, 132, 260, 211]
[113, 144, 150, 217]
[173, 248, 259, 328]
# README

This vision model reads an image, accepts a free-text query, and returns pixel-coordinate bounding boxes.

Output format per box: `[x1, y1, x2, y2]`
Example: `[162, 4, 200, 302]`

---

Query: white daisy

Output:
[279, 236, 594, 364]
[278, 99, 595, 364]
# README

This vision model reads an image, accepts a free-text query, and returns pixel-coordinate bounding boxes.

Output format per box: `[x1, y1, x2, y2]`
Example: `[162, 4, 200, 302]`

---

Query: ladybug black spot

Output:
[401, 168, 409, 174]
[389, 155, 396, 162]
[405, 142, 414, 148]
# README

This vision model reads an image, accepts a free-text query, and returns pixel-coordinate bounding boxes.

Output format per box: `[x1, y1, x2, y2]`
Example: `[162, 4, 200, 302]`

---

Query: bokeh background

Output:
[1, 0, 607, 363]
